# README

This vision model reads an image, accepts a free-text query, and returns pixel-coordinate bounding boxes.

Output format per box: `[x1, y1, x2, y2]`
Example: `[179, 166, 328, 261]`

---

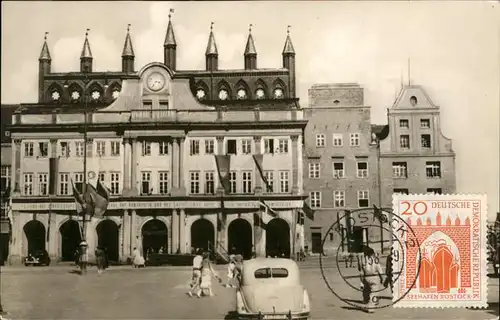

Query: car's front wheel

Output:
[24, 263, 30, 267]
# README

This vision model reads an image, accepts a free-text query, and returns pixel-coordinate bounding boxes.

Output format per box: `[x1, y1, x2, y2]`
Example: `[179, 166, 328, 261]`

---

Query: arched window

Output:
[106, 82, 122, 101]
[272, 79, 287, 99]
[46, 83, 64, 104]
[235, 80, 250, 100]
[217, 80, 232, 101]
[87, 82, 104, 104]
[254, 79, 268, 100]
[195, 80, 209, 101]
[68, 83, 84, 103]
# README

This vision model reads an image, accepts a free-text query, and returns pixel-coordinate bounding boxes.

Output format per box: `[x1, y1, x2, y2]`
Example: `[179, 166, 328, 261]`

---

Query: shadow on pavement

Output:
[67, 270, 81, 275]
[224, 311, 238, 320]
[340, 306, 370, 313]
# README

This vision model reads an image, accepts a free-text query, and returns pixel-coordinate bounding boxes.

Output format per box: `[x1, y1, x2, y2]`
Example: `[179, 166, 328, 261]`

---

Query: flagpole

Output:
[80, 39, 90, 275]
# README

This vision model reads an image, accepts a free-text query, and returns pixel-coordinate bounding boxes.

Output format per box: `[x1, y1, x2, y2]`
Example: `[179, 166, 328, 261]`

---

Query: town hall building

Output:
[4, 16, 307, 264]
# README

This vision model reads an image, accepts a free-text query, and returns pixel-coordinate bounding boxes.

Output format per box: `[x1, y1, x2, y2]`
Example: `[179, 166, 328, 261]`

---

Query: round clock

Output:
[237, 89, 247, 100]
[219, 89, 228, 100]
[196, 89, 206, 100]
[256, 88, 265, 99]
[274, 88, 284, 99]
[147, 72, 166, 92]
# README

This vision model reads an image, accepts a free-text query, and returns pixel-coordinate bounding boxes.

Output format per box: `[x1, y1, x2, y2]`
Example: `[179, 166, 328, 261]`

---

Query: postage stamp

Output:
[392, 194, 488, 308]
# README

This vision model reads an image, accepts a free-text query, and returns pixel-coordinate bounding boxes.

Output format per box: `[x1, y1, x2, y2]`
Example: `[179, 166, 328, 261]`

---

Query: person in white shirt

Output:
[358, 246, 384, 313]
[188, 250, 203, 298]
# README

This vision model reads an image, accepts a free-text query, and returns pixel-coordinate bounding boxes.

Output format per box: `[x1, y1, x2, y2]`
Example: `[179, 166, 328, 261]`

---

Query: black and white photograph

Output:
[0, 1, 499, 319]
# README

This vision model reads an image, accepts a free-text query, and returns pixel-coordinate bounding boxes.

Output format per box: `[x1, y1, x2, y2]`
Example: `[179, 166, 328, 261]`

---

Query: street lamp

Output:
[79, 67, 90, 275]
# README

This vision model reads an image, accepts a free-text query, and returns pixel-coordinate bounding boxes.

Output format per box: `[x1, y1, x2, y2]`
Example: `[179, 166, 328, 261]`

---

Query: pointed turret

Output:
[244, 24, 257, 70]
[282, 26, 296, 98]
[164, 8, 177, 70]
[205, 22, 218, 71]
[80, 29, 93, 72]
[39, 32, 52, 102]
[122, 24, 135, 73]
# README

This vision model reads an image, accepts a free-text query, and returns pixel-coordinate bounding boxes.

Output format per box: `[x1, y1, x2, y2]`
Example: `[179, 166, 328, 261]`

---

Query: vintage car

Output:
[235, 258, 310, 320]
[24, 250, 51, 266]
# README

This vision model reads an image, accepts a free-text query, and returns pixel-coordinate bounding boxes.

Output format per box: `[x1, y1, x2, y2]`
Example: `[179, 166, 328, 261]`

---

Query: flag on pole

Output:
[373, 205, 388, 223]
[259, 200, 277, 217]
[72, 179, 85, 210]
[253, 212, 267, 229]
[252, 155, 271, 191]
[214, 155, 231, 193]
[85, 179, 110, 218]
[302, 201, 315, 220]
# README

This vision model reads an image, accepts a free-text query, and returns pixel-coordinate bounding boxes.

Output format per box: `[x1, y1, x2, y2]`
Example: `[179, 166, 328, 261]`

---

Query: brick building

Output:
[303, 83, 456, 255]
[4, 18, 308, 264]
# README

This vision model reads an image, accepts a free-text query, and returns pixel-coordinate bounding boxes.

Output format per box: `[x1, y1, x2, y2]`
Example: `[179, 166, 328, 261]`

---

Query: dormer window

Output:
[196, 89, 206, 100]
[410, 96, 418, 106]
[51, 91, 61, 101]
[237, 89, 247, 100]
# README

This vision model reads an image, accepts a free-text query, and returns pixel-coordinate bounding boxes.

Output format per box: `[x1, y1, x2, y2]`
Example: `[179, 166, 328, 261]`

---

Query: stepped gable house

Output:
[4, 16, 307, 264]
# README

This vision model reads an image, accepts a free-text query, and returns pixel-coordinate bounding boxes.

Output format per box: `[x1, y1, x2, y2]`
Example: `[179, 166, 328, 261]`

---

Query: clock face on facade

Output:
[237, 89, 247, 100]
[256, 89, 265, 99]
[196, 89, 206, 100]
[71, 91, 80, 101]
[112, 90, 120, 99]
[273, 88, 284, 99]
[51, 91, 60, 101]
[91, 91, 101, 101]
[147, 72, 166, 92]
[219, 89, 229, 100]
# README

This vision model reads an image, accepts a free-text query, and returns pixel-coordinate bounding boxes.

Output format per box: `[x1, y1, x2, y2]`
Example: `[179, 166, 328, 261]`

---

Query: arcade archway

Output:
[228, 218, 253, 259]
[142, 219, 168, 256]
[266, 218, 290, 258]
[96, 220, 119, 262]
[59, 220, 81, 261]
[23, 220, 46, 255]
[191, 219, 215, 252]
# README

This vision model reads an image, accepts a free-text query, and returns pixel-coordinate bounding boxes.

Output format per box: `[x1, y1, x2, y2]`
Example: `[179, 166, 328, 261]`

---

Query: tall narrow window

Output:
[38, 142, 49, 158]
[426, 162, 441, 178]
[333, 190, 345, 208]
[24, 142, 34, 157]
[159, 141, 169, 155]
[227, 139, 237, 155]
[356, 162, 368, 178]
[204, 139, 215, 155]
[110, 172, 121, 195]
[74, 172, 84, 193]
[279, 171, 290, 193]
[421, 134, 431, 149]
[242, 171, 253, 194]
[1, 166, 11, 192]
[349, 133, 360, 146]
[332, 134, 343, 147]
[38, 173, 48, 196]
[96, 141, 106, 157]
[400, 135, 410, 149]
[278, 139, 289, 154]
[310, 191, 321, 208]
[23, 173, 33, 196]
[316, 134, 325, 147]
[60, 142, 70, 157]
[190, 140, 200, 155]
[264, 171, 274, 193]
[205, 171, 215, 195]
[333, 162, 344, 179]
[158, 171, 169, 194]
[357, 190, 369, 208]
[229, 171, 237, 193]
[110, 141, 121, 156]
[141, 171, 152, 195]
[142, 141, 151, 156]
[75, 141, 84, 157]
[264, 138, 274, 154]
[309, 163, 320, 179]
[241, 139, 252, 154]
[59, 173, 69, 196]
[190, 171, 200, 194]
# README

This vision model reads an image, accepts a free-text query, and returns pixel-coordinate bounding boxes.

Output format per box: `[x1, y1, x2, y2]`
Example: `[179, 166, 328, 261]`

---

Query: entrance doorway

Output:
[96, 220, 119, 262]
[350, 226, 365, 253]
[266, 218, 290, 258]
[0, 234, 9, 265]
[23, 220, 46, 255]
[59, 220, 81, 261]
[311, 231, 322, 254]
[141, 219, 168, 256]
[191, 219, 214, 252]
[227, 218, 252, 259]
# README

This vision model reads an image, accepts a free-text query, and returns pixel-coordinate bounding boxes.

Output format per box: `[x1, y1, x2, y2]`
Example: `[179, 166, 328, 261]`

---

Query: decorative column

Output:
[177, 137, 186, 194]
[47, 139, 58, 260]
[179, 209, 186, 254]
[47, 214, 57, 260]
[171, 209, 179, 254]
[130, 210, 138, 255]
[12, 139, 22, 193]
[253, 136, 262, 194]
[122, 138, 132, 195]
[130, 139, 139, 195]
[172, 139, 180, 191]
[9, 211, 22, 264]
[257, 212, 266, 258]
[122, 209, 130, 262]
[291, 135, 299, 195]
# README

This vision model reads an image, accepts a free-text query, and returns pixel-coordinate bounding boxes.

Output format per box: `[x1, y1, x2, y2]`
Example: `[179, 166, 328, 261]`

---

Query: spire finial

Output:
[169, 8, 174, 20]
[211, 21, 214, 32]
[85, 28, 90, 38]
[127, 24, 131, 33]
[287, 25, 291, 34]
[249, 24, 253, 34]
[44, 32, 49, 41]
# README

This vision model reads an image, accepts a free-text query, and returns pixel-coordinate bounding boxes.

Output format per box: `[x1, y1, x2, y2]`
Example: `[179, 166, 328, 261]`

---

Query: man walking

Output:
[358, 246, 384, 313]
[188, 249, 203, 298]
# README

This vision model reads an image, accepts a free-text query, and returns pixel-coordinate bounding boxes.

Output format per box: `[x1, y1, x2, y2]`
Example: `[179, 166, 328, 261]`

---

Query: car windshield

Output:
[254, 267, 289, 279]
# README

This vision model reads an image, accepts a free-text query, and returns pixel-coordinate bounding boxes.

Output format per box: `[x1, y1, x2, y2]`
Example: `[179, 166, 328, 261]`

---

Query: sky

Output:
[1, 1, 499, 221]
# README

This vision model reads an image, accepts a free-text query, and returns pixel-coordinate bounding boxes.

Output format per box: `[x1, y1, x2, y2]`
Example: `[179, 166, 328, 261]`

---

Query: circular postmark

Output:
[319, 208, 423, 310]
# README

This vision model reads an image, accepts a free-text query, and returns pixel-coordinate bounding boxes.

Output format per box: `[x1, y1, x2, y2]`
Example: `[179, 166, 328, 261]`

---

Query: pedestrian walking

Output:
[95, 247, 106, 275]
[226, 255, 236, 288]
[132, 247, 145, 268]
[383, 247, 394, 293]
[199, 252, 220, 297]
[357, 246, 384, 313]
[188, 249, 203, 298]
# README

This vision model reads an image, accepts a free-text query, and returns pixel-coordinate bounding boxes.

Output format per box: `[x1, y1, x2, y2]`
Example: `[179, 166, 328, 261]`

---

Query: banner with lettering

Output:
[214, 155, 231, 194]
[252, 155, 271, 191]
[259, 200, 278, 217]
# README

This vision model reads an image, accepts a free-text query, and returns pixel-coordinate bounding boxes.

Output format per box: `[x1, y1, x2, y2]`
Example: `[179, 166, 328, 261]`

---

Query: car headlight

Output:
[236, 291, 248, 314]
[302, 290, 310, 312]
